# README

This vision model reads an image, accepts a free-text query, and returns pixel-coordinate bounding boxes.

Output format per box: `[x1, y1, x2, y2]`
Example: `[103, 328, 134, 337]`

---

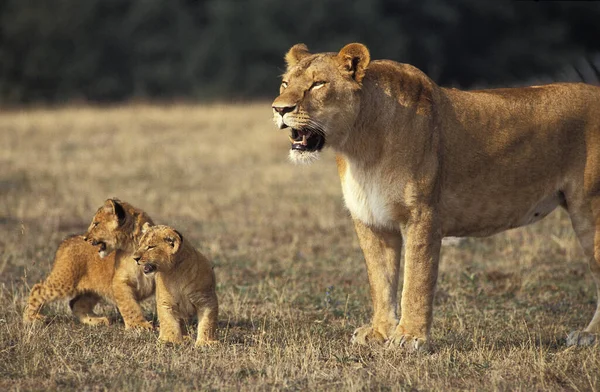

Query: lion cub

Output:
[133, 223, 218, 346]
[23, 199, 155, 329]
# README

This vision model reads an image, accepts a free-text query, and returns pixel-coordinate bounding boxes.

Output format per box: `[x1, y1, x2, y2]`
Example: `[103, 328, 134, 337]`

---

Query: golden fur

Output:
[23, 199, 155, 329]
[133, 223, 218, 346]
[272, 43, 600, 350]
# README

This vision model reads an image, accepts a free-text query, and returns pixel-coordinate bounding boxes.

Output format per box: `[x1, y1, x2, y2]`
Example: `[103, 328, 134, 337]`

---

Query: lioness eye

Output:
[147, 245, 155, 250]
[310, 81, 327, 90]
[281, 81, 288, 89]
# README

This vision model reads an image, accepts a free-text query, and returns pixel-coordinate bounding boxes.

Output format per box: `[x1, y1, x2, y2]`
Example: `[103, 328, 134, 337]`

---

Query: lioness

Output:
[272, 42, 600, 350]
[23, 199, 155, 329]
[132, 223, 218, 346]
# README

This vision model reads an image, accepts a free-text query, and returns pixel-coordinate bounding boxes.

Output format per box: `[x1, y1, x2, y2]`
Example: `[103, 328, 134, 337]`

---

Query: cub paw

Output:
[566, 330, 598, 347]
[82, 316, 110, 327]
[125, 320, 153, 330]
[195, 338, 218, 347]
[23, 313, 46, 324]
[158, 333, 183, 345]
[351, 325, 387, 346]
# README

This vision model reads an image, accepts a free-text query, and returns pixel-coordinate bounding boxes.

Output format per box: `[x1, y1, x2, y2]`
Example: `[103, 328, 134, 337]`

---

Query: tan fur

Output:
[273, 43, 600, 350]
[133, 224, 218, 346]
[23, 199, 156, 329]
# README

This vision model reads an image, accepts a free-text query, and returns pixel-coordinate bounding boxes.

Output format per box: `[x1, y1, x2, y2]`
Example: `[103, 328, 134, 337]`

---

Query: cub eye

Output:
[93, 222, 99, 227]
[146, 245, 156, 251]
[281, 81, 289, 89]
[310, 81, 327, 90]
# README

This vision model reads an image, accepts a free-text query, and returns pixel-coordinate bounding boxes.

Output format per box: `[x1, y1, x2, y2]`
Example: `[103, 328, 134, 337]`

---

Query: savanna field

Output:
[1, 103, 599, 391]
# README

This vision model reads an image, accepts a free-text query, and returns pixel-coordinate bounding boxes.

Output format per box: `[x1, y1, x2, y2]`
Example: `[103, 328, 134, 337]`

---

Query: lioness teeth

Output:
[289, 131, 309, 146]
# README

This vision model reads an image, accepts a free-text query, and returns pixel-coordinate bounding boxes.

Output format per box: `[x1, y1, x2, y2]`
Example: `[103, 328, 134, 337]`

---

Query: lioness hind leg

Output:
[69, 294, 109, 326]
[567, 204, 600, 346]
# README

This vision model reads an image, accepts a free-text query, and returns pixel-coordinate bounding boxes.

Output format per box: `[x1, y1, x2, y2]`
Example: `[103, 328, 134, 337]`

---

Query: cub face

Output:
[132, 223, 183, 275]
[271, 43, 370, 164]
[84, 199, 127, 258]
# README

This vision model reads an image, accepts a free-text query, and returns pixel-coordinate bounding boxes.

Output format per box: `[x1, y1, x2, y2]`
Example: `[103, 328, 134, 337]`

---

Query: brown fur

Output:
[23, 199, 156, 329]
[272, 43, 600, 350]
[133, 223, 218, 346]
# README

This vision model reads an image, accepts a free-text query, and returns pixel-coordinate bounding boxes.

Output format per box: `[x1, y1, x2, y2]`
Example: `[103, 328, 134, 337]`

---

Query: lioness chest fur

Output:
[341, 161, 396, 229]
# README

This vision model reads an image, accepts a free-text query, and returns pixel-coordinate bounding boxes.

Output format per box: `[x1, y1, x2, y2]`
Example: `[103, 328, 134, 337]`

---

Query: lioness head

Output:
[132, 223, 183, 275]
[272, 43, 370, 164]
[84, 199, 129, 258]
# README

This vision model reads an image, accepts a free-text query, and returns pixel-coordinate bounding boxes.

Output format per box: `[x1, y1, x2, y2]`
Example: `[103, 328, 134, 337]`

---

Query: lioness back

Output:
[436, 82, 600, 237]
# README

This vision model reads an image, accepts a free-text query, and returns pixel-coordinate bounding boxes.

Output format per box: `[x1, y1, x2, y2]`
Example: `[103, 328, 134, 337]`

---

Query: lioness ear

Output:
[164, 229, 183, 254]
[337, 43, 370, 83]
[285, 43, 311, 68]
[104, 198, 127, 226]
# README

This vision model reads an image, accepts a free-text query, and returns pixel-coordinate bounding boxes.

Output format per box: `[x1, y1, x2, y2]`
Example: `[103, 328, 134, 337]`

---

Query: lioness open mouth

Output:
[143, 264, 157, 274]
[289, 129, 325, 152]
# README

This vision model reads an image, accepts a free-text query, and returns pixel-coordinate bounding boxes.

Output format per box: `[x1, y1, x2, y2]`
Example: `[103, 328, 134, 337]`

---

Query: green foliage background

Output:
[1, 0, 599, 104]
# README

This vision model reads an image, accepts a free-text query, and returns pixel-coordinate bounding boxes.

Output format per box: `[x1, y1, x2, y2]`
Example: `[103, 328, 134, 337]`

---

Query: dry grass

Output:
[1, 103, 599, 391]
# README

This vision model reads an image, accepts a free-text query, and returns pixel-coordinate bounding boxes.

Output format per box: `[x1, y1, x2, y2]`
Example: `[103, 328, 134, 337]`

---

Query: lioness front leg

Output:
[112, 280, 152, 330]
[351, 219, 403, 345]
[388, 209, 441, 352]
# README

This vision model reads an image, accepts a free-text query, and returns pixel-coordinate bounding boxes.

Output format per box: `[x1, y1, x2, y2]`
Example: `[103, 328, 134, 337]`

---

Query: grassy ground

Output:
[1, 103, 599, 391]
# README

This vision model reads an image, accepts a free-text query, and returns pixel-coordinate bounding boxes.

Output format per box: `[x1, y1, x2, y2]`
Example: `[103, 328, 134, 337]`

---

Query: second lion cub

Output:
[133, 223, 218, 346]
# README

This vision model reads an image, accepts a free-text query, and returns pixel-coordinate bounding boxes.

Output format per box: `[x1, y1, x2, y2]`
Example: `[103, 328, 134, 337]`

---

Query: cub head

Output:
[272, 43, 370, 164]
[84, 198, 128, 258]
[132, 223, 183, 275]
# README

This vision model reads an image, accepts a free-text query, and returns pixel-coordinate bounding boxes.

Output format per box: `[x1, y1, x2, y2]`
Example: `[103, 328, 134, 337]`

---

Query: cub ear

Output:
[337, 43, 370, 83]
[141, 222, 152, 234]
[164, 229, 183, 254]
[112, 199, 127, 226]
[285, 43, 311, 68]
[103, 198, 127, 226]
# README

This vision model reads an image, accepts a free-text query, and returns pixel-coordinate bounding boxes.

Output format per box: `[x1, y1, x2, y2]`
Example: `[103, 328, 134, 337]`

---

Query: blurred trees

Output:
[0, 0, 599, 104]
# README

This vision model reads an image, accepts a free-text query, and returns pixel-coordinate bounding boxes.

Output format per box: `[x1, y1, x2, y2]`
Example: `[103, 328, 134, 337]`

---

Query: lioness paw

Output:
[386, 331, 429, 352]
[351, 325, 387, 346]
[566, 331, 598, 347]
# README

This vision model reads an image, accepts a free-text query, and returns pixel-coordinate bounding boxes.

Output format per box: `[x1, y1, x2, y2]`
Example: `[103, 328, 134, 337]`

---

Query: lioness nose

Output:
[273, 104, 296, 116]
